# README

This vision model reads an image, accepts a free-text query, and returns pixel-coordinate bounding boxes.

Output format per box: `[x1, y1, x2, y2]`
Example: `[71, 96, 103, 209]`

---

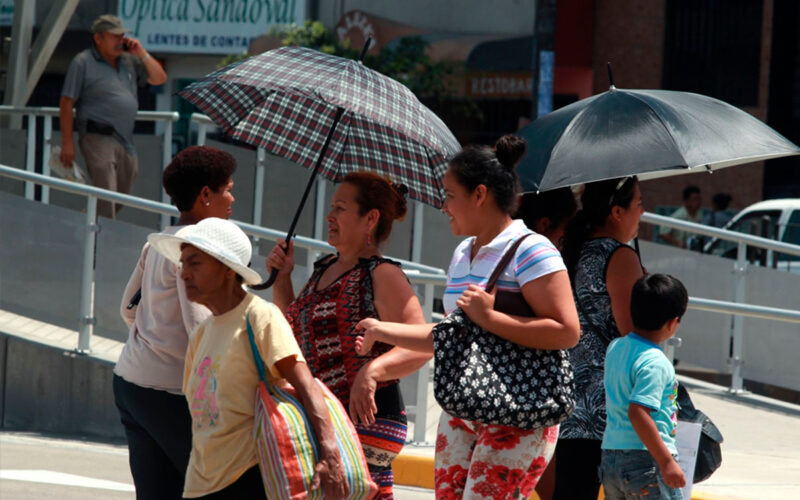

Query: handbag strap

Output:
[485, 233, 534, 293]
[245, 314, 268, 384]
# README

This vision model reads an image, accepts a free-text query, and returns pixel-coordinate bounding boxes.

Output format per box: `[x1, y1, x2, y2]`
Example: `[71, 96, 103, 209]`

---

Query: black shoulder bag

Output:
[432, 234, 575, 430]
[677, 384, 724, 483]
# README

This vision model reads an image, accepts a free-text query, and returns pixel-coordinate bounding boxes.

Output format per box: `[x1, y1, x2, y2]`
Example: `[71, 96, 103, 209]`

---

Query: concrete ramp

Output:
[0, 309, 124, 440]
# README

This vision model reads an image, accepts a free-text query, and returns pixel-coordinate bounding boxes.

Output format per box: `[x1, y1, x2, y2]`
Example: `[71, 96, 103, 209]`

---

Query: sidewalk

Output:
[3, 309, 800, 499]
[676, 376, 800, 500]
[395, 375, 800, 500]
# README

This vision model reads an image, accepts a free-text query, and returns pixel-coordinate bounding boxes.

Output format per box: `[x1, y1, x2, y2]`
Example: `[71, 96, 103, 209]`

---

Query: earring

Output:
[366, 233, 372, 247]
[205, 201, 210, 207]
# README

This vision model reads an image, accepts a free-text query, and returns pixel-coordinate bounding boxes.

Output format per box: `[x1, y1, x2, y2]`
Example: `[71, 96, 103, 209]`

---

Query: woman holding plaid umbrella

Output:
[266, 172, 431, 500]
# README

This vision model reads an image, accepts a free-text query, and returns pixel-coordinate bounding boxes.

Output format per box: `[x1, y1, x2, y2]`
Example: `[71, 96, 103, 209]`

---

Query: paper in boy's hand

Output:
[48, 145, 87, 184]
[676, 420, 702, 499]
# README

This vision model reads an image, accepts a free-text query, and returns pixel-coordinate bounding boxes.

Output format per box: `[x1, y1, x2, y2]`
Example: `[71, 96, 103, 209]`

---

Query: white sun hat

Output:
[147, 218, 262, 285]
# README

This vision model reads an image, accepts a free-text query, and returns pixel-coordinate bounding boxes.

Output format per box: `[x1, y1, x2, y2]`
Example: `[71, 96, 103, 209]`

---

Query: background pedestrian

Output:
[703, 192, 734, 228]
[515, 188, 578, 250]
[59, 14, 167, 218]
[659, 185, 702, 248]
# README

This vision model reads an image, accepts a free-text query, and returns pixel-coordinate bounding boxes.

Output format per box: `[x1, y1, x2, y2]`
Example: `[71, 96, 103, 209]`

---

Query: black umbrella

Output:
[516, 82, 800, 192]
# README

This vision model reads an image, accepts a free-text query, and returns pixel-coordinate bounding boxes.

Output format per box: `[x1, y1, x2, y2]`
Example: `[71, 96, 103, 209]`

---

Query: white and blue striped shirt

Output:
[443, 219, 566, 315]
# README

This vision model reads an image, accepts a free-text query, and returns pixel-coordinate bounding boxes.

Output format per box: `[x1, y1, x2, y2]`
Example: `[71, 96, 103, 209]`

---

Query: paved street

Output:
[3, 375, 800, 500]
[681, 377, 800, 500]
[0, 432, 434, 500]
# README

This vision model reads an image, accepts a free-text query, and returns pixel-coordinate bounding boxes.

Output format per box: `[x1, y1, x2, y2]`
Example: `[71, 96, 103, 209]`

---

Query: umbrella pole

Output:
[250, 106, 346, 290]
[634, 236, 645, 271]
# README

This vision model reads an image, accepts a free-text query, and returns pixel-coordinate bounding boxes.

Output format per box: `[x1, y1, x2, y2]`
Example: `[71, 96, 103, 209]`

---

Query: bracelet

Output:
[140, 53, 150, 63]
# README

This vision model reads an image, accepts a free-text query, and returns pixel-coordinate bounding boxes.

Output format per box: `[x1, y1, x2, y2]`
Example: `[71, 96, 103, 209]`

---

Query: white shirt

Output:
[115, 226, 211, 393]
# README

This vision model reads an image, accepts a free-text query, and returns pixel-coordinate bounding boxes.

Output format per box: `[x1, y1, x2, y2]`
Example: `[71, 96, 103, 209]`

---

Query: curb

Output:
[393, 452, 733, 500]
[393, 453, 435, 490]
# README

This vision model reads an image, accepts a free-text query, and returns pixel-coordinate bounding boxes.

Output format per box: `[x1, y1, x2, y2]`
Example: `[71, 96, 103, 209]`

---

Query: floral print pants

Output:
[434, 414, 559, 500]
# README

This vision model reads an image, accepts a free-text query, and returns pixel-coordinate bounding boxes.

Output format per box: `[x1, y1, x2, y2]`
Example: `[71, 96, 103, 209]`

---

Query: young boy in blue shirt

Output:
[600, 274, 689, 499]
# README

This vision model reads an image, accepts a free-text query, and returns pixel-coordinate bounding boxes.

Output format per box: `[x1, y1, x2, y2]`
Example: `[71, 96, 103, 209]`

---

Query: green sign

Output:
[118, 0, 305, 54]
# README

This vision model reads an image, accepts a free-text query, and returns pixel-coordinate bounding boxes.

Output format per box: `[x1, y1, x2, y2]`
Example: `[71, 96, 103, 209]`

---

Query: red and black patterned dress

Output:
[285, 254, 407, 500]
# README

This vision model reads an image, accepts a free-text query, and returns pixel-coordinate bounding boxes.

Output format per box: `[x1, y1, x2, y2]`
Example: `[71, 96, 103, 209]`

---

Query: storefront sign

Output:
[537, 50, 554, 116]
[118, 0, 305, 54]
[0, 0, 13, 27]
[467, 73, 534, 99]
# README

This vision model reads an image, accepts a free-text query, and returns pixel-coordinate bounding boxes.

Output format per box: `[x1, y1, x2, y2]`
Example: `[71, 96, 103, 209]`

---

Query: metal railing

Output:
[641, 212, 800, 392]
[0, 105, 179, 228]
[0, 163, 443, 441]
[6, 133, 800, 430]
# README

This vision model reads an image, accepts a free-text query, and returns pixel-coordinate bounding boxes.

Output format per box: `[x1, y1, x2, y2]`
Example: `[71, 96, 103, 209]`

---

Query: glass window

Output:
[706, 210, 781, 262]
[777, 210, 800, 263]
[663, 0, 763, 106]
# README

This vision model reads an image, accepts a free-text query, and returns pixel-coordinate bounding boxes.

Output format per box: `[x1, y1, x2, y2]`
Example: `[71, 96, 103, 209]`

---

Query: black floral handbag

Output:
[432, 234, 575, 430]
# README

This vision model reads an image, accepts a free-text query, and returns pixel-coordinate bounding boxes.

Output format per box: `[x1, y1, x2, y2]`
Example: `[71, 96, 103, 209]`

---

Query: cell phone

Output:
[122, 38, 131, 51]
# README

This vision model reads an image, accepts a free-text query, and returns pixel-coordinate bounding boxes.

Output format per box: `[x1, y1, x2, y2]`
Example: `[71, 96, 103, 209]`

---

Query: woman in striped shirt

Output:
[356, 136, 580, 500]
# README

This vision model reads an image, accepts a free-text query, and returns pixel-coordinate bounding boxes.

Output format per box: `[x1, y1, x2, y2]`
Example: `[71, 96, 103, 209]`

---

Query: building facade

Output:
[3, 0, 797, 215]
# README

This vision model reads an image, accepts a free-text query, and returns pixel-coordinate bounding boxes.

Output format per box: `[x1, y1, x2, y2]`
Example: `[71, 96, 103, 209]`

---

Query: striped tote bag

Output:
[246, 316, 378, 500]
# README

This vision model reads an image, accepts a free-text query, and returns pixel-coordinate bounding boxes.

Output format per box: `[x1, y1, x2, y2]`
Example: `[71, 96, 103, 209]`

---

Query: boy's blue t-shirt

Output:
[602, 333, 679, 454]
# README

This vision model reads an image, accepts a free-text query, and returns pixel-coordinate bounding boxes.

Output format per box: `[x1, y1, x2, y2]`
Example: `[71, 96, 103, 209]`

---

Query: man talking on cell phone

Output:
[59, 15, 167, 219]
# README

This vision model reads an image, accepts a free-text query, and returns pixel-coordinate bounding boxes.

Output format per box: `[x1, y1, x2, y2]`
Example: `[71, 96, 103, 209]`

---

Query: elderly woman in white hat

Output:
[148, 218, 347, 500]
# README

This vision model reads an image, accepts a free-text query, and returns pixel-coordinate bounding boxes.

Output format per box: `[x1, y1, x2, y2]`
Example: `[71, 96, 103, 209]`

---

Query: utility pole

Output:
[530, 0, 557, 120]
[3, 0, 79, 127]
[2, 0, 33, 128]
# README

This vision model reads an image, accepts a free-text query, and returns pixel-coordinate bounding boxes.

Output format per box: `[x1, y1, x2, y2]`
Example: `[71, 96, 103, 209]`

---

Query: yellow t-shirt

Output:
[182, 293, 304, 498]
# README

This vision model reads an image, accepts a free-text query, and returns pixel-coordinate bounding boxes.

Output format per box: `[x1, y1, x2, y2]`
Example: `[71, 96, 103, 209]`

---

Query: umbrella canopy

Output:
[516, 87, 800, 192]
[178, 46, 460, 207]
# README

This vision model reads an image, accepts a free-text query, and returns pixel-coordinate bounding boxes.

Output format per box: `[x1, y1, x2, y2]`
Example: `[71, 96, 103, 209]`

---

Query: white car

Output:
[703, 199, 800, 271]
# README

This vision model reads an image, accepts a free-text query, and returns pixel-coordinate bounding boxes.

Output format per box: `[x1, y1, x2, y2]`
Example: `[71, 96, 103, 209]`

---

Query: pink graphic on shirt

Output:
[191, 356, 220, 428]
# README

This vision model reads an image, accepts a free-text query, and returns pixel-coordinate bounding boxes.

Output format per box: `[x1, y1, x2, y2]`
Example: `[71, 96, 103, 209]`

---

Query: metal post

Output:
[411, 282, 435, 443]
[411, 201, 424, 262]
[77, 196, 99, 353]
[24, 114, 36, 199]
[730, 240, 748, 393]
[3, 0, 34, 128]
[197, 123, 207, 146]
[306, 179, 326, 278]
[664, 336, 681, 364]
[253, 148, 266, 232]
[160, 120, 173, 228]
[24, 0, 80, 103]
[42, 115, 52, 203]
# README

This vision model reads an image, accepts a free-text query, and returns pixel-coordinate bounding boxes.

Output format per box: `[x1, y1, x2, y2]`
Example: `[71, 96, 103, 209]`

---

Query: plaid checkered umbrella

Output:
[178, 45, 460, 288]
[178, 46, 460, 206]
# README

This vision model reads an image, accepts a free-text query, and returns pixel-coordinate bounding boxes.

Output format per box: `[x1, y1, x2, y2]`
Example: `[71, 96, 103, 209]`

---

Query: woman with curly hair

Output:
[115, 145, 237, 498]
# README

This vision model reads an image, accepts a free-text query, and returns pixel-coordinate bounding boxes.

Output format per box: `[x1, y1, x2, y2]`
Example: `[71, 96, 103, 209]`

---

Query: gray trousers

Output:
[79, 133, 138, 218]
